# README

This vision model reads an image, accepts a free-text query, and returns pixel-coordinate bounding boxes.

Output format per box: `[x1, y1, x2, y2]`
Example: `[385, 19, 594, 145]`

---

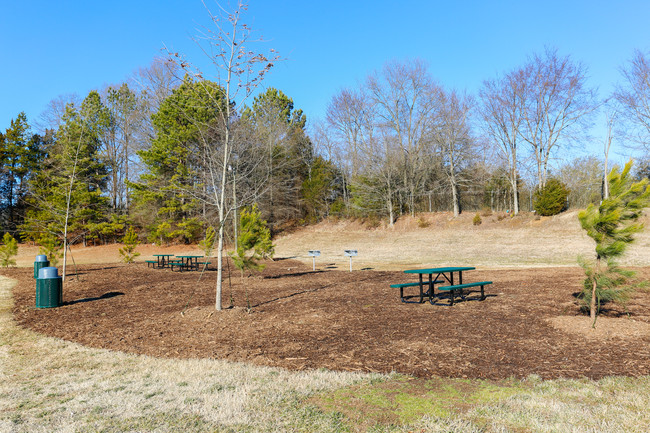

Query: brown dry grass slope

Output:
[274, 211, 650, 270]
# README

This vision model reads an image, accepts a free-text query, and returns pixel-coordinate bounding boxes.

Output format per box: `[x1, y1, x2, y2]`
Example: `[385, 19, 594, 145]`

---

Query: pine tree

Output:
[22, 92, 110, 278]
[130, 76, 226, 243]
[230, 204, 274, 277]
[198, 226, 216, 257]
[118, 227, 141, 263]
[0, 233, 18, 267]
[578, 160, 650, 326]
[0, 113, 44, 232]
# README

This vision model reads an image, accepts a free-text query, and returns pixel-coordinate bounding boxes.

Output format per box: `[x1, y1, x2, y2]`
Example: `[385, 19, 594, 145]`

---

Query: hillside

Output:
[274, 211, 650, 270]
[9, 210, 650, 271]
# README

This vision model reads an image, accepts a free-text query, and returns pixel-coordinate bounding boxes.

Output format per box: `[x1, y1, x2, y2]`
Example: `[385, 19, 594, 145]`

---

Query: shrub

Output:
[417, 216, 431, 228]
[0, 233, 18, 267]
[473, 213, 482, 226]
[533, 178, 569, 216]
[119, 227, 141, 264]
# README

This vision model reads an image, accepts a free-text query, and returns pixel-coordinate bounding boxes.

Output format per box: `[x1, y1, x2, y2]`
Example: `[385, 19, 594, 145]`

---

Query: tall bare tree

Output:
[170, 0, 280, 311]
[366, 59, 441, 219]
[480, 69, 525, 215]
[434, 89, 475, 216]
[325, 88, 375, 213]
[614, 49, 650, 152]
[519, 48, 597, 189]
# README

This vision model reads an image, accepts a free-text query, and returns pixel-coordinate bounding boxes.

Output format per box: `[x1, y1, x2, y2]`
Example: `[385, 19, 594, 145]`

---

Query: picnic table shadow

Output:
[428, 292, 497, 306]
[64, 291, 124, 306]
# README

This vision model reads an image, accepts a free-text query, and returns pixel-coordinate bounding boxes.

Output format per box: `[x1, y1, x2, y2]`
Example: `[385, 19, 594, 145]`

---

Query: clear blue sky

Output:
[2, 0, 650, 158]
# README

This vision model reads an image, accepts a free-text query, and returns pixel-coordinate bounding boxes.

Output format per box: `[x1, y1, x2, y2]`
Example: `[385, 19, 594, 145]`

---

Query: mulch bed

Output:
[5, 260, 650, 380]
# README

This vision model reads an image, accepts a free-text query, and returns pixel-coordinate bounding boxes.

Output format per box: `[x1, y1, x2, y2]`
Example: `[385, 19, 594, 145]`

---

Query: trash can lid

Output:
[35, 255, 48, 262]
[38, 267, 59, 279]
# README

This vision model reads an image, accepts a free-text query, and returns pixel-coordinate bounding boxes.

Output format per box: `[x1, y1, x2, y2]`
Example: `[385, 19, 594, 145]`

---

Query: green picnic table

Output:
[391, 266, 491, 305]
[173, 255, 204, 272]
[152, 254, 174, 269]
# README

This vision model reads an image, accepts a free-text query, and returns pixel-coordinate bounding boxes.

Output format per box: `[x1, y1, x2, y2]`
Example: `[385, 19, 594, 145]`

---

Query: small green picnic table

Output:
[173, 255, 203, 272]
[152, 254, 174, 269]
[391, 266, 491, 305]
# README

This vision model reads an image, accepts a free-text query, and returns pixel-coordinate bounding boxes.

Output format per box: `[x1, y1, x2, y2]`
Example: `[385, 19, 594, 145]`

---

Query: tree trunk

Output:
[590, 256, 600, 327]
[451, 182, 460, 217]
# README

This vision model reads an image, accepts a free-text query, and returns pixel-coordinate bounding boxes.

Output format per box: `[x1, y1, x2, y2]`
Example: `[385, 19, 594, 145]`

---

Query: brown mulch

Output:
[5, 260, 650, 380]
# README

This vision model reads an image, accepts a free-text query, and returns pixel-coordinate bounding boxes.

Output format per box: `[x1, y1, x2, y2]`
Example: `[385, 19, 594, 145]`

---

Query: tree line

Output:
[3, 47, 650, 251]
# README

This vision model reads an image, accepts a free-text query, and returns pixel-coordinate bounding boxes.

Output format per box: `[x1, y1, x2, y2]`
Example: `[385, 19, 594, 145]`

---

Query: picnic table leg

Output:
[418, 274, 424, 303]
[428, 273, 433, 302]
[459, 271, 465, 299]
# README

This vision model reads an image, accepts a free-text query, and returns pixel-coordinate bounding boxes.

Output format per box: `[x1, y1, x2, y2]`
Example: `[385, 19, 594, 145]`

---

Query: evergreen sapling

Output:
[578, 160, 650, 326]
[0, 233, 18, 267]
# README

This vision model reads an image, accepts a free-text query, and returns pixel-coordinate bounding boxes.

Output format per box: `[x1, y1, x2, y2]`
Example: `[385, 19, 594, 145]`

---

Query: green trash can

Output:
[36, 267, 62, 308]
[34, 255, 50, 279]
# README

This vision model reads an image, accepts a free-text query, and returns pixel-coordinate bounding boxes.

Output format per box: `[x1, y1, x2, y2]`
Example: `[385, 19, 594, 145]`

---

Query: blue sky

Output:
[2, 0, 650, 159]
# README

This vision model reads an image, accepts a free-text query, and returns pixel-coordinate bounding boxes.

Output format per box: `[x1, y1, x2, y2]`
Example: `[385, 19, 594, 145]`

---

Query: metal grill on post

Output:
[344, 250, 357, 272]
[308, 250, 320, 271]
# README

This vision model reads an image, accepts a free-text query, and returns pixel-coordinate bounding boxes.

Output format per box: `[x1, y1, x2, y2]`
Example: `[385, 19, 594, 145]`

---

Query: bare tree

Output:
[602, 107, 617, 200]
[35, 94, 81, 133]
[170, 0, 280, 311]
[519, 48, 597, 189]
[366, 59, 441, 220]
[614, 49, 650, 152]
[131, 56, 182, 114]
[102, 83, 145, 213]
[480, 69, 525, 215]
[433, 89, 475, 216]
[325, 88, 375, 213]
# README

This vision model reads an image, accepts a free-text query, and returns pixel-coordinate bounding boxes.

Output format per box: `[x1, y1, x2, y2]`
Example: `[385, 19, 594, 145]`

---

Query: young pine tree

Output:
[119, 227, 141, 264]
[198, 226, 216, 257]
[230, 204, 274, 279]
[578, 160, 650, 326]
[0, 233, 18, 267]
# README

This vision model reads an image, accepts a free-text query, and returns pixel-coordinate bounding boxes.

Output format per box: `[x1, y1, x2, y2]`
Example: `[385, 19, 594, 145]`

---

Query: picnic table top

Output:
[175, 255, 203, 258]
[153, 254, 174, 257]
[404, 266, 475, 274]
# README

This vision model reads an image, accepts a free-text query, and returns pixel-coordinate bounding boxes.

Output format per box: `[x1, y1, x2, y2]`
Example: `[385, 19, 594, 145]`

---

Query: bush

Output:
[0, 233, 18, 267]
[417, 216, 431, 228]
[473, 213, 482, 226]
[533, 179, 569, 216]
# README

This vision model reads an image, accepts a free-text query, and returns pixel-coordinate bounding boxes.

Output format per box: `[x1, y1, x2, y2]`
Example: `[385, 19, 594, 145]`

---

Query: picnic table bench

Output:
[391, 266, 491, 305]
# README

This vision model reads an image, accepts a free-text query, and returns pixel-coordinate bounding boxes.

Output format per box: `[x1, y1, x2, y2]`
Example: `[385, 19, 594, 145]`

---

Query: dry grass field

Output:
[2, 210, 650, 432]
[273, 211, 650, 270]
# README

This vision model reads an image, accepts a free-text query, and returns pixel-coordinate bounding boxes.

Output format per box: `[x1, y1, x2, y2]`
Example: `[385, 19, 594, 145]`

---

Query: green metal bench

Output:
[170, 261, 185, 272]
[437, 281, 492, 306]
[390, 280, 444, 303]
[145, 260, 157, 268]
